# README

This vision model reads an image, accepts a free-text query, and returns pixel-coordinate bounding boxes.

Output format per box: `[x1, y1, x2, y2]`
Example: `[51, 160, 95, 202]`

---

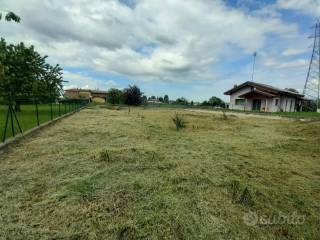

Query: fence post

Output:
[58, 102, 61, 116]
[35, 101, 40, 126]
[50, 102, 53, 120]
[2, 105, 10, 142]
[11, 105, 22, 134]
[9, 104, 15, 137]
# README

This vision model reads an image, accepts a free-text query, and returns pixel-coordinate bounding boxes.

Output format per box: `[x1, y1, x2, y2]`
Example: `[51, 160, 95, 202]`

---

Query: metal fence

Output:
[1, 99, 88, 143]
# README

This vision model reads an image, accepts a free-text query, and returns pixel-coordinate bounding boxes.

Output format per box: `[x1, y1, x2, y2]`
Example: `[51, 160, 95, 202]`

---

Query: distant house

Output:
[224, 81, 304, 112]
[64, 89, 107, 103]
[147, 99, 163, 104]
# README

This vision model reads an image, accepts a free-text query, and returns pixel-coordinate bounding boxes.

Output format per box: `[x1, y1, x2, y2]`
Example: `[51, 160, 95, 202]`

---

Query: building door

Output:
[252, 99, 261, 111]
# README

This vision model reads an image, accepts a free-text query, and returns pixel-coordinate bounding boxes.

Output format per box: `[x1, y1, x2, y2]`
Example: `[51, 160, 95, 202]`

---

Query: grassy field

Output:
[146, 104, 320, 120]
[0, 103, 78, 142]
[0, 107, 319, 239]
[145, 103, 320, 119]
[233, 110, 320, 119]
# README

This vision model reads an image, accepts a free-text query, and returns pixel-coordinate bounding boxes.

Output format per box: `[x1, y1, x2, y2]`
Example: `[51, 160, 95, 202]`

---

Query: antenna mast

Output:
[303, 20, 320, 112]
[251, 52, 257, 82]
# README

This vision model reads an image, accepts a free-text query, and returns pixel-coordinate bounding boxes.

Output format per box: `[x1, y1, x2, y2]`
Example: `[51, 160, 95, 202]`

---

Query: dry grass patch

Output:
[0, 107, 319, 239]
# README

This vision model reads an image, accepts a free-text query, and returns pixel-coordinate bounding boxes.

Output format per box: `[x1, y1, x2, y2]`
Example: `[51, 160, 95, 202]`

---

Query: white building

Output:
[224, 81, 304, 112]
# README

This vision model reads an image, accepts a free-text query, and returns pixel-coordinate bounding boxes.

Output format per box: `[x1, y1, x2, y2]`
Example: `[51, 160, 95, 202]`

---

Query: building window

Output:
[275, 99, 279, 106]
[235, 98, 245, 105]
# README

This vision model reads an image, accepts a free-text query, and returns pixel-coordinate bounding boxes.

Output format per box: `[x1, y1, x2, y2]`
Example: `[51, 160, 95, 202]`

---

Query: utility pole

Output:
[304, 20, 320, 112]
[318, 20, 320, 111]
[251, 52, 257, 82]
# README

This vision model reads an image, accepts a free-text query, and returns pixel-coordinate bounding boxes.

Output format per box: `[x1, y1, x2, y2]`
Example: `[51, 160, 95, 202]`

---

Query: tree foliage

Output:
[175, 97, 188, 105]
[284, 88, 299, 94]
[208, 96, 225, 107]
[0, 38, 63, 106]
[202, 96, 225, 107]
[106, 88, 123, 104]
[123, 85, 143, 106]
[302, 100, 317, 112]
[164, 94, 169, 103]
[0, 11, 20, 22]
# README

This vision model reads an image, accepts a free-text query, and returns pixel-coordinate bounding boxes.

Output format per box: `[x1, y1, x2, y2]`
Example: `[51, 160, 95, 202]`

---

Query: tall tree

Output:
[164, 94, 169, 103]
[0, 39, 63, 110]
[123, 85, 143, 106]
[107, 88, 123, 104]
[0, 11, 20, 22]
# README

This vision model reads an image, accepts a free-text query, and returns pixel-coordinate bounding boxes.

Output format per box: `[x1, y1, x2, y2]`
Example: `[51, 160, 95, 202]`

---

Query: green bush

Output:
[172, 113, 186, 130]
[106, 88, 123, 104]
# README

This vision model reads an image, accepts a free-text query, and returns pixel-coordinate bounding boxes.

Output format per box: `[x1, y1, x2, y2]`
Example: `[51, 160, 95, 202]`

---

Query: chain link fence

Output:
[0, 98, 88, 143]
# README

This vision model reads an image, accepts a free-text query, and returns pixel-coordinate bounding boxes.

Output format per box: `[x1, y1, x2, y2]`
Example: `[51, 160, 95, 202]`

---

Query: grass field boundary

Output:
[120, 103, 320, 120]
[0, 106, 86, 151]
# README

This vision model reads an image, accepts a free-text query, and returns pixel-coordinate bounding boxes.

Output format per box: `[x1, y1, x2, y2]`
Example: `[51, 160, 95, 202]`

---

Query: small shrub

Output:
[231, 180, 240, 202]
[172, 113, 186, 130]
[222, 110, 228, 120]
[238, 187, 254, 206]
[137, 112, 145, 120]
[229, 181, 254, 206]
[99, 149, 111, 162]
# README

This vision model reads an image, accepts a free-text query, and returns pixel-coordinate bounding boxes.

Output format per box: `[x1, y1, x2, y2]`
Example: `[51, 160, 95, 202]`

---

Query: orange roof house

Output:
[64, 89, 107, 103]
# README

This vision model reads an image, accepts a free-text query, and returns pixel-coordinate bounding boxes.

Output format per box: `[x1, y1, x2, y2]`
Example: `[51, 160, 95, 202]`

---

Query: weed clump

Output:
[238, 187, 253, 206]
[172, 113, 186, 130]
[231, 180, 240, 202]
[99, 149, 111, 162]
[230, 180, 254, 207]
[222, 111, 228, 120]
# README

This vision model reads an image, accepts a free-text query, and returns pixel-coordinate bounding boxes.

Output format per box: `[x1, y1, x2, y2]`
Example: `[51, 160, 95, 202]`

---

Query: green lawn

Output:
[0, 103, 78, 142]
[0, 107, 319, 239]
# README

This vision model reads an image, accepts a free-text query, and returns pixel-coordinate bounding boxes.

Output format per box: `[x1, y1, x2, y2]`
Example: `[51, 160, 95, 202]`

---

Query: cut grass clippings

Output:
[0, 107, 319, 239]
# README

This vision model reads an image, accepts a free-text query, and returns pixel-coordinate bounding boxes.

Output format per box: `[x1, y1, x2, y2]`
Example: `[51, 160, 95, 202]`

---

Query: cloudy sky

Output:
[1, 0, 319, 101]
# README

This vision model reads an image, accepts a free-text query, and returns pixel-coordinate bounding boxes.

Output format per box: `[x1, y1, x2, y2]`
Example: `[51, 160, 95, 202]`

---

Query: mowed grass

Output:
[0, 107, 319, 239]
[144, 103, 320, 119]
[0, 103, 77, 141]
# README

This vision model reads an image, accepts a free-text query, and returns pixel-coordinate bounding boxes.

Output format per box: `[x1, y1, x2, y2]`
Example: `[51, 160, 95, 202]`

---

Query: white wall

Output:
[279, 96, 296, 112]
[229, 86, 252, 110]
[268, 98, 280, 112]
[228, 88, 297, 112]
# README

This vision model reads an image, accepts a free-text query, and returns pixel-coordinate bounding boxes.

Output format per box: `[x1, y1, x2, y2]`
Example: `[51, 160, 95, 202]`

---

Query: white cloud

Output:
[277, 59, 308, 69]
[63, 71, 117, 90]
[1, 0, 298, 84]
[282, 48, 308, 56]
[276, 0, 320, 16]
